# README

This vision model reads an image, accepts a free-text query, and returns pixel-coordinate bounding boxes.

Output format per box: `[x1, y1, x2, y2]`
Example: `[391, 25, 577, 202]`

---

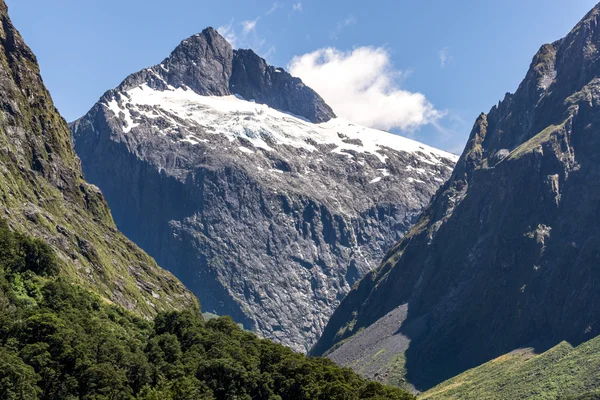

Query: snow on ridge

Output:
[106, 94, 139, 133]
[103, 84, 458, 164]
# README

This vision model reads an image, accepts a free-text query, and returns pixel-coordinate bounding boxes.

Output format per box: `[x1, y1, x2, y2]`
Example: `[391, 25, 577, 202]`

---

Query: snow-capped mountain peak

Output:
[71, 27, 457, 352]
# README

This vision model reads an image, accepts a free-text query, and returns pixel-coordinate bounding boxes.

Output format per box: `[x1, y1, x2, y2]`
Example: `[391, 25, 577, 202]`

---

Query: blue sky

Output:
[6, 0, 598, 153]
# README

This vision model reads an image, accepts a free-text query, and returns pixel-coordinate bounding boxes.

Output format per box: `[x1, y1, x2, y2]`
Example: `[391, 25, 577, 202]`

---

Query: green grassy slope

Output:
[420, 336, 600, 400]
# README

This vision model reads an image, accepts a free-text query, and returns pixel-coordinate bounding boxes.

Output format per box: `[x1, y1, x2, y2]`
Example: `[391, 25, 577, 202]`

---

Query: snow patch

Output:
[104, 84, 459, 165]
[406, 177, 425, 184]
[105, 94, 139, 133]
[238, 146, 255, 154]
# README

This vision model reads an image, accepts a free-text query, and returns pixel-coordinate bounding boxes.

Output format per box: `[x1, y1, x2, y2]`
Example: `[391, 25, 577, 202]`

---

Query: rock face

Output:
[0, 0, 196, 315]
[231, 49, 336, 124]
[312, 2, 600, 391]
[159, 27, 234, 97]
[71, 28, 457, 352]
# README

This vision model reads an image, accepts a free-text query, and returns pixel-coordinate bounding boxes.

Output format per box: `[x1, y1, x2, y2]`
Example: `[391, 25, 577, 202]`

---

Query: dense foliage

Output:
[0, 219, 413, 400]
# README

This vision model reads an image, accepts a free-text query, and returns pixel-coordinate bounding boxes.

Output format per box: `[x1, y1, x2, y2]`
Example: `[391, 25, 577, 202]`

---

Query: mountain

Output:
[420, 335, 600, 400]
[70, 28, 457, 352]
[0, 217, 414, 400]
[0, 5, 415, 398]
[311, 2, 600, 392]
[0, 0, 195, 315]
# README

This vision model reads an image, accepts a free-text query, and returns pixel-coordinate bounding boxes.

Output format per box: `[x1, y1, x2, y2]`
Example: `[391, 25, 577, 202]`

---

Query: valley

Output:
[3, 1, 600, 399]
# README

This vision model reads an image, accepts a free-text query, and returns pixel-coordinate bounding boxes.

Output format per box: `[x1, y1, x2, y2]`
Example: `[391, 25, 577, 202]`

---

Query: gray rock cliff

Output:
[71, 28, 456, 352]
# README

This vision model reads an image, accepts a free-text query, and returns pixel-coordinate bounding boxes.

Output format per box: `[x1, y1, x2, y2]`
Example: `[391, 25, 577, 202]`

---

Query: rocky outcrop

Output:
[312, 2, 600, 391]
[159, 27, 234, 96]
[0, 0, 196, 315]
[71, 28, 456, 352]
[231, 49, 335, 123]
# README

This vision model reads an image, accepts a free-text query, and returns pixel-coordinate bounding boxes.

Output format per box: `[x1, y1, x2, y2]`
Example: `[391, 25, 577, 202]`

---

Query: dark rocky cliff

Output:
[231, 48, 335, 123]
[71, 28, 456, 352]
[0, 0, 196, 315]
[312, 2, 600, 391]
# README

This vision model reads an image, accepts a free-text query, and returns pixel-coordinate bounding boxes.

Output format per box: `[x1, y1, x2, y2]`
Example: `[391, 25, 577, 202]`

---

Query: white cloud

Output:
[241, 18, 259, 34]
[217, 22, 237, 48]
[264, 46, 277, 61]
[439, 47, 450, 68]
[331, 16, 356, 39]
[218, 17, 265, 50]
[266, 2, 281, 14]
[288, 47, 444, 131]
[293, 2, 303, 12]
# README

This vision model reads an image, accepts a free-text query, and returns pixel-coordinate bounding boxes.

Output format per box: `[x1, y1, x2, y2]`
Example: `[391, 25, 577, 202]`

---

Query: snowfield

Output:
[105, 84, 458, 166]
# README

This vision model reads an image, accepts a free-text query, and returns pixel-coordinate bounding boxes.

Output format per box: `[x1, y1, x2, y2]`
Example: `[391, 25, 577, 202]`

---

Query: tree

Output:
[0, 346, 41, 400]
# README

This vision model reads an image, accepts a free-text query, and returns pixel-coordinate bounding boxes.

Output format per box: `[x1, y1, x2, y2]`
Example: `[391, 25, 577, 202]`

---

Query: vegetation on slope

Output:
[0, 0, 195, 316]
[420, 337, 600, 400]
[0, 218, 413, 400]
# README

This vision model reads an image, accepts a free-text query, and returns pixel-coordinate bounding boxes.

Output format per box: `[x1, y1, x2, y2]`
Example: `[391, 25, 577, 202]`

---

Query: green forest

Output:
[0, 218, 413, 400]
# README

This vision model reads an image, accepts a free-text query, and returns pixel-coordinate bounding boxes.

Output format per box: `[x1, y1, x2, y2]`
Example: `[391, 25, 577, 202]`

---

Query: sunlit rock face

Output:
[71, 28, 456, 352]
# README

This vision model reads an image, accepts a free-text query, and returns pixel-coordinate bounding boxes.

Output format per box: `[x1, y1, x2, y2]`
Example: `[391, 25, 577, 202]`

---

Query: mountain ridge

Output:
[99, 27, 336, 125]
[0, 0, 196, 316]
[0, 5, 417, 399]
[312, 1, 600, 391]
[419, 336, 600, 399]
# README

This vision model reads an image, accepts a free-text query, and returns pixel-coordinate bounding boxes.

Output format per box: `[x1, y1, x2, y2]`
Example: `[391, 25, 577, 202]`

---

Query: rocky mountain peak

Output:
[451, 2, 600, 183]
[71, 22, 457, 351]
[159, 27, 234, 96]
[230, 48, 336, 123]
[113, 27, 335, 123]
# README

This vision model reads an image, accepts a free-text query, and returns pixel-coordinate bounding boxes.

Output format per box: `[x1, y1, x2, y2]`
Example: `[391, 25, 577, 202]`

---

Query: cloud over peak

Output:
[288, 47, 443, 132]
[217, 18, 266, 54]
[241, 18, 259, 34]
[217, 22, 238, 47]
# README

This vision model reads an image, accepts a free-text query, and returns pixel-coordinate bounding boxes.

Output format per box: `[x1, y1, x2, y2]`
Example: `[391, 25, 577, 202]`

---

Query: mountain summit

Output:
[117, 27, 335, 124]
[311, 2, 600, 391]
[71, 27, 457, 352]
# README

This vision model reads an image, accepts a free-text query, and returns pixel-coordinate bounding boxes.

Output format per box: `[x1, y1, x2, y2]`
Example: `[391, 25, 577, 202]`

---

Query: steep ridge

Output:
[420, 335, 600, 399]
[71, 28, 457, 352]
[312, 2, 600, 391]
[0, 0, 195, 315]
